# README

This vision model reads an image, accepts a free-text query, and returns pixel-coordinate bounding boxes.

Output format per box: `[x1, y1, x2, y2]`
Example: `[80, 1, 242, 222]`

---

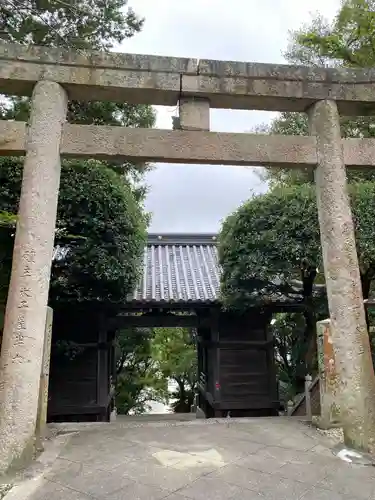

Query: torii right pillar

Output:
[309, 99, 375, 452]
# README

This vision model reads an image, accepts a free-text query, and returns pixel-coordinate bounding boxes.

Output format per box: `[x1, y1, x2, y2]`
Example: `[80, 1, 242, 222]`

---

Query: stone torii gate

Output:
[1, 42, 375, 471]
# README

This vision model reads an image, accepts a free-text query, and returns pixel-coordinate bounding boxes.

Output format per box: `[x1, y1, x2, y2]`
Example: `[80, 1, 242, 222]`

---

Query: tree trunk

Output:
[176, 378, 186, 401]
[173, 378, 190, 413]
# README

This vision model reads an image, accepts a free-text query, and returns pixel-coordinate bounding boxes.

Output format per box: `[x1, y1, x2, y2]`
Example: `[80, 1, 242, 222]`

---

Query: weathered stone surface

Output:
[309, 99, 375, 452]
[179, 97, 210, 131]
[0, 61, 182, 106]
[57, 127, 375, 168]
[3, 120, 375, 169]
[318, 464, 375, 499]
[181, 73, 375, 113]
[0, 120, 25, 155]
[21, 417, 375, 500]
[46, 460, 134, 497]
[176, 476, 244, 499]
[0, 121, 316, 166]
[28, 481, 91, 500]
[60, 125, 317, 167]
[197, 58, 375, 82]
[342, 137, 375, 166]
[0, 40, 198, 73]
[0, 81, 67, 473]
[2, 41, 375, 112]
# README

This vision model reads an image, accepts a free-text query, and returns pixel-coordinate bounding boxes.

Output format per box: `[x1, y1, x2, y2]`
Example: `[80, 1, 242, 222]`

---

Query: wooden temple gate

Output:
[1, 41, 375, 470]
[46, 234, 318, 422]
[46, 233, 281, 422]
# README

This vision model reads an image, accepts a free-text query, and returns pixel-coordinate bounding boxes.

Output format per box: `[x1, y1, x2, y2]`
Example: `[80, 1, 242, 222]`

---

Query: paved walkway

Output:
[26, 417, 375, 500]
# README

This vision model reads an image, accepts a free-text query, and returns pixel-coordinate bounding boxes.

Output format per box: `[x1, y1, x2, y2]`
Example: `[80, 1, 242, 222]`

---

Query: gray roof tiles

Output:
[129, 234, 220, 304]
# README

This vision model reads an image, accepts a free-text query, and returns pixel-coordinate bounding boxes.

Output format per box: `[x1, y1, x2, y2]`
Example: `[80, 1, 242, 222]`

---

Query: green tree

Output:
[219, 185, 322, 311]
[220, 182, 375, 305]
[0, 158, 148, 304]
[151, 327, 197, 413]
[271, 313, 309, 399]
[291, 0, 375, 68]
[115, 328, 166, 415]
[262, 0, 375, 187]
[219, 182, 375, 391]
[0, 0, 142, 50]
[0, 0, 156, 188]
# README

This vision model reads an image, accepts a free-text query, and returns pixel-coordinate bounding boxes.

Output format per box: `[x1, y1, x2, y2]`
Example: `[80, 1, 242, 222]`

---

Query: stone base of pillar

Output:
[196, 406, 206, 419]
[312, 415, 342, 430]
[110, 407, 117, 423]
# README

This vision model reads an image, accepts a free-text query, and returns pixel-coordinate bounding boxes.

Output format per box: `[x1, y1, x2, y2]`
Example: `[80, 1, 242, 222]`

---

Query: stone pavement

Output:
[26, 417, 375, 500]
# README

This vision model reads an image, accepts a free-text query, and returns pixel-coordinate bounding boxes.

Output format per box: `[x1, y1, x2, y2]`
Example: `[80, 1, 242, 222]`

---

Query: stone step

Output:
[116, 413, 196, 423]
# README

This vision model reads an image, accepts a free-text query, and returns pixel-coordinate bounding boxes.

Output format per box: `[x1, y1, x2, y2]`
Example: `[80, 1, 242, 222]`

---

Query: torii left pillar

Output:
[0, 81, 67, 473]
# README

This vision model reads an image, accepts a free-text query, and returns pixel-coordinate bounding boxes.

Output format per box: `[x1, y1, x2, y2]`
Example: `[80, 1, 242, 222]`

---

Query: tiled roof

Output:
[128, 234, 220, 304]
[127, 234, 328, 307]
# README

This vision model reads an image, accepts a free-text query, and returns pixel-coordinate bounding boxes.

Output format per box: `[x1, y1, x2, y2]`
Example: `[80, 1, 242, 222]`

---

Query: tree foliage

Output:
[219, 185, 321, 311]
[0, 213, 15, 332]
[291, 0, 375, 69]
[0, 0, 156, 185]
[114, 327, 198, 415]
[219, 182, 375, 310]
[0, 0, 142, 51]
[115, 328, 166, 415]
[263, 0, 375, 187]
[151, 327, 197, 413]
[271, 313, 309, 398]
[0, 158, 147, 304]
[53, 161, 147, 303]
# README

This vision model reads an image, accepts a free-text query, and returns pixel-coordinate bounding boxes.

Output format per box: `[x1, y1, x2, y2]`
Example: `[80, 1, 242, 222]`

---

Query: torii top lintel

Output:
[1, 41, 375, 114]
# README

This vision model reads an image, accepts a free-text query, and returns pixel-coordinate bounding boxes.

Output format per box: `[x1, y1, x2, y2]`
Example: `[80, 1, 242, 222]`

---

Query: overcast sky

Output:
[121, 0, 340, 234]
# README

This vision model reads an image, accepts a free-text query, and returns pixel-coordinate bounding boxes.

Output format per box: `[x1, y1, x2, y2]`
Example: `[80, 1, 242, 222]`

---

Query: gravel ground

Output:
[316, 426, 344, 444]
[0, 484, 12, 500]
